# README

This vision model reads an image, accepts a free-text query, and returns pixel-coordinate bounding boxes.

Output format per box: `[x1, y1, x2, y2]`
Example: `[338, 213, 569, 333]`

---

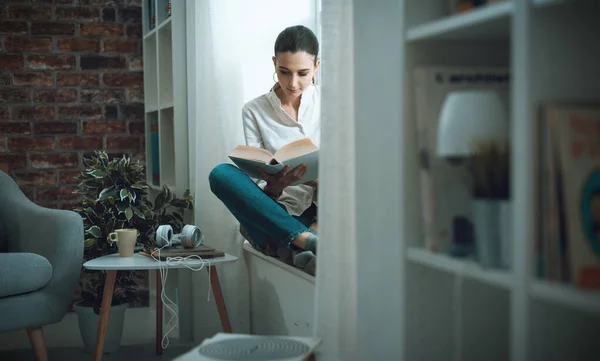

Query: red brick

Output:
[103, 39, 138, 53]
[34, 89, 78, 103]
[12, 72, 54, 86]
[13, 171, 56, 186]
[80, 89, 125, 103]
[0, 154, 27, 169]
[27, 55, 75, 70]
[60, 136, 103, 150]
[0, 89, 29, 103]
[126, 23, 142, 38]
[102, 73, 143, 88]
[121, 104, 144, 121]
[1, 122, 31, 135]
[12, 106, 55, 121]
[106, 135, 141, 149]
[0, 74, 12, 87]
[82, 121, 126, 134]
[80, 55, 126, 70]
[102, 8, 115, 22]
[59, 170, 82, 185]
[33, 122, 78, 134]
[8, 137, 56, 151]
[58, 105, 102, 120]
[126, 89, 144, 103]
[5, 36, 53, 51]
[118, 7, 141, 22]
[56, 7, 101, 22]
[31, 22, 75, 35]
[57, 72, 99, 86]
[129, 56, 143, 71]
[0, 107, 8, 120]
[128, 122, 144, 134]
[31, 153, 78, 169]
[0, 54, 24, 69]
[37, 186, 79, 202]
[0, 21, 28, 35]
[8, 6, 53, 21]
[104, 106, 118, 119]
[80, 24, 124, 37]
[56, 38, 100, 52]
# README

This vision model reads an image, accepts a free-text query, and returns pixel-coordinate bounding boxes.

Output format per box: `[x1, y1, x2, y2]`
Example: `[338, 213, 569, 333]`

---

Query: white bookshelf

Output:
[400, 1, 600, 361]
[142, 0, 189, 193]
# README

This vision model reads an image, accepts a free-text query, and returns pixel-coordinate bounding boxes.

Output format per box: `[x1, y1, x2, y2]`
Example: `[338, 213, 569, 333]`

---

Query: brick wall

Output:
[0, 0, 145, 210]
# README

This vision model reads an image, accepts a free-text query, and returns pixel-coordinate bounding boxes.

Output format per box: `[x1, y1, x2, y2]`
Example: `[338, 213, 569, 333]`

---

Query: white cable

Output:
[151, 232, 207, 349]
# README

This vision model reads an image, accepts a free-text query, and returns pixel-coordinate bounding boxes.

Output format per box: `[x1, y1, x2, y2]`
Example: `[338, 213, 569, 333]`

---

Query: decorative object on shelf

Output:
[415, 67, 510, 255]
[151, 121, 160, 185]
[71, 151, 193, 353]
[468, 140, 510, 268]
[449, 216, 474, 258]
[166, 0, 171, 17]
[436, 89, 510, 268]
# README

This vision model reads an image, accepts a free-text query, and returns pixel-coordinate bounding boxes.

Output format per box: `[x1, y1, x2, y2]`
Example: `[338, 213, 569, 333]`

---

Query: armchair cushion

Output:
[0, 253, 53, 298]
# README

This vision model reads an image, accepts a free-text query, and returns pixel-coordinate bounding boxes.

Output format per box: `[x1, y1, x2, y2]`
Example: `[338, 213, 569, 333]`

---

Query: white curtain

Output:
[313, 1, 358, 360]
[187, 0, 319, 341]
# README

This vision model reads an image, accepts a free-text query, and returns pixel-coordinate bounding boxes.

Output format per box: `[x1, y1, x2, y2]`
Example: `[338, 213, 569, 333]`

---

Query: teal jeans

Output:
[208, 163, 317, 249]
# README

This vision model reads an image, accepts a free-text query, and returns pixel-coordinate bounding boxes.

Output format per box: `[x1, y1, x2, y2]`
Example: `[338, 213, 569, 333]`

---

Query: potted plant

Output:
[72, 151, 193, 354]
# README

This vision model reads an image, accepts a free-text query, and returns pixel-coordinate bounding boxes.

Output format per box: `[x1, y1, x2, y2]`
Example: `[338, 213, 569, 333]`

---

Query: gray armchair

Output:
[0, 170, 84, 361]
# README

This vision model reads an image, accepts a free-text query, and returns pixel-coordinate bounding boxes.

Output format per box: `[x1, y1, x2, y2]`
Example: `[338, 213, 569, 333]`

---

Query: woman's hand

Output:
[258, 164, 308, 198]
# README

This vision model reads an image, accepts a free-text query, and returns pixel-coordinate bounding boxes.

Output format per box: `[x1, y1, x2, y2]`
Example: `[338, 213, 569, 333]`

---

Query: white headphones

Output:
[155, 224, 203, 249]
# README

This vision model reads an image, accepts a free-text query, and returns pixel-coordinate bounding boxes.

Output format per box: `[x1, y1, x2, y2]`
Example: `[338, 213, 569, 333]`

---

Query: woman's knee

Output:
[208, 163, 239, 192]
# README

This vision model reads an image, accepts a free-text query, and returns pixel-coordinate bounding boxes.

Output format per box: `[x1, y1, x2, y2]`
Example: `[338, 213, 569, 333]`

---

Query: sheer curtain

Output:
[186, 0, 319, 341]
[313, 1, 358, 359]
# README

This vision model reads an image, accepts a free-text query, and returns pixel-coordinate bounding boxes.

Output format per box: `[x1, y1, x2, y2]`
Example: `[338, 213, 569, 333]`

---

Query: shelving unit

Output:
[399, 0, 600, 360]
[142, 0, 189, 192]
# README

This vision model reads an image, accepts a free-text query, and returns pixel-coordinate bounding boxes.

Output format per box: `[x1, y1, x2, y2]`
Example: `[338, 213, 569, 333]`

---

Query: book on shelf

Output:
[150, 123, 160, 184]
[538, 102, 600, 290]
[229, 137, 319, 186]
[413, 66, 510, 254]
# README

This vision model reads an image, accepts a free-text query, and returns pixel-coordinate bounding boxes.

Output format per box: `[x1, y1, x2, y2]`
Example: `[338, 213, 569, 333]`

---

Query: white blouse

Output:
[241, 84, 321, 216]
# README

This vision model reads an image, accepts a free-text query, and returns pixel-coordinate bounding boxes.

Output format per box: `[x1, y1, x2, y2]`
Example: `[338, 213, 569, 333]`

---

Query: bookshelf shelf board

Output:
[407, 247, 513, 289]
[157, 16, 172, 32]
[406, 1, 513, 42]
[531, 280, 600, 315]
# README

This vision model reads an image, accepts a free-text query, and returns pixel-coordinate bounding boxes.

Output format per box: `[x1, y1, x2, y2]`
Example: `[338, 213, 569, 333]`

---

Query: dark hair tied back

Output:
[274, 25, 319, 64]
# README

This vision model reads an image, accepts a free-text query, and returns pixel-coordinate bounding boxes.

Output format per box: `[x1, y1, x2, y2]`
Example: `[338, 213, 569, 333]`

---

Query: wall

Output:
[0, 0, 153, 350]
[0, 0, 145, 210]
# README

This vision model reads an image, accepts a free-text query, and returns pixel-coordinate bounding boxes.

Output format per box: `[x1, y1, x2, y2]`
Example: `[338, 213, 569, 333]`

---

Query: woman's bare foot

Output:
[309, 222, 318, 232]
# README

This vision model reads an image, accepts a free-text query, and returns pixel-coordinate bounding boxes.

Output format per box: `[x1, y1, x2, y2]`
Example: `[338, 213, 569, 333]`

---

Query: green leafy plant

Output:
[73, 151, 193, 314]
[468, 140, 510, 200]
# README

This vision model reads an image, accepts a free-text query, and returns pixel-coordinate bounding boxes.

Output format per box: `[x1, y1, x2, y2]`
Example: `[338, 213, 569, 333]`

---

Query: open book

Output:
[229, 137, 318, 186]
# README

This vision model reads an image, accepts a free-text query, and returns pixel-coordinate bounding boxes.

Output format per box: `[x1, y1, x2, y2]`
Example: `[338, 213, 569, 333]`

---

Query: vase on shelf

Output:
[473, 198, 511, 269]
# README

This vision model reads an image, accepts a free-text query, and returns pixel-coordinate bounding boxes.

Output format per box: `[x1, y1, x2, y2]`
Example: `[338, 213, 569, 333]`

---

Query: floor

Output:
[0, 344, 191, 361]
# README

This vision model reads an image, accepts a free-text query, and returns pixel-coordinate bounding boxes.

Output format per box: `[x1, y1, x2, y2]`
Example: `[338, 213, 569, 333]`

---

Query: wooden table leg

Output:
[207, 265, 232, 333]
[93, 270, 117, 361]
[156, 269, 163, 355]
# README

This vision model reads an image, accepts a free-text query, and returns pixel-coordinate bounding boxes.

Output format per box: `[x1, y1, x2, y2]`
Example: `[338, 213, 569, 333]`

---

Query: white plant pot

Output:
[73, 301, 128, 354]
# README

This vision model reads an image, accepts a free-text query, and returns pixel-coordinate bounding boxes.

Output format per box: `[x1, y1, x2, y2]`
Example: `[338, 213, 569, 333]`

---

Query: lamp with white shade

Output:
[436, 89, 512, 269]
[437, 89, 509, 159]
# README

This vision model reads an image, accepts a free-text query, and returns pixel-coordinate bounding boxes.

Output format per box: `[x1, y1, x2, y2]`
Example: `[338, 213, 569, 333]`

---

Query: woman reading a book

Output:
[209, 25, 320, 273]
